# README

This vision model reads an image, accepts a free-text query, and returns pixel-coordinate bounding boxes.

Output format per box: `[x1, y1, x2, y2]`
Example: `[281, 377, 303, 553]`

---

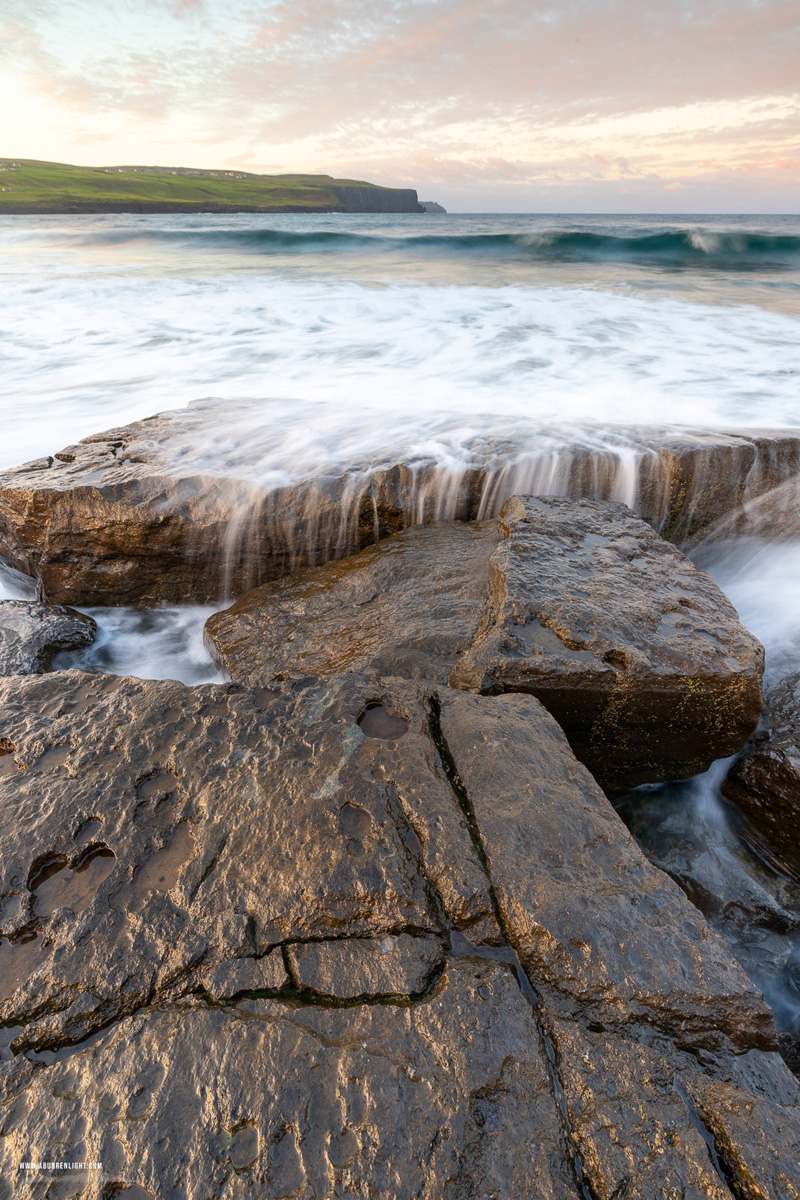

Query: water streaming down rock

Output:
[216, 424, 800, 603]
[1, 400, 800, 604]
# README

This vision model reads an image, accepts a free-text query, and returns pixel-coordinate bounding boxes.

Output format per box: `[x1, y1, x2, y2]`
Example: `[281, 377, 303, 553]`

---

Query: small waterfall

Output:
[208, 427, 800, 603]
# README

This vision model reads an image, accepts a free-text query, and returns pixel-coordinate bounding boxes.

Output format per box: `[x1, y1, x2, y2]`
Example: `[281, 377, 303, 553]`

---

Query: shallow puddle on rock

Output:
[0, 748, 18, 779]
[75, 818, 103, 845]
[31, 845, 117, 918]
[0, 933, 46, 1001]
[35, 745, 71, 771]
[357, 701, 409, 740]
[339, 802, 373, 839]
[117, 822, 196, 913]
[0, 1024, 23, 1061]
[136, 769, 180, 801]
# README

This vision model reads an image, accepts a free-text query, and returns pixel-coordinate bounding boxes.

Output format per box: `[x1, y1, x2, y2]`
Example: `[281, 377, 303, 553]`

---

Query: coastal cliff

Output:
[0, 159, 426, 214]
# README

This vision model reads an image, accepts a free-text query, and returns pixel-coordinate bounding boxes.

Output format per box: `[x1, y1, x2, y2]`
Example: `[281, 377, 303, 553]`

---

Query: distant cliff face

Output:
[329, 186, 424, 213]
[0, 159, 428, 215]
[420, 200, 447, 213]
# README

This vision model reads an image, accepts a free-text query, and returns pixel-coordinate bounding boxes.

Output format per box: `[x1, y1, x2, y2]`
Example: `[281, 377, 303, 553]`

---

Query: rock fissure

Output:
[426, 694, 500, 925]
[671, 1074, 738, 1199]
[428, 695, 600, 1200]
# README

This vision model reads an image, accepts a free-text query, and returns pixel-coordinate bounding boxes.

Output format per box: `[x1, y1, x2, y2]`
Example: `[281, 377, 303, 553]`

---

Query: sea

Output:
[2, 211, 800, 1056]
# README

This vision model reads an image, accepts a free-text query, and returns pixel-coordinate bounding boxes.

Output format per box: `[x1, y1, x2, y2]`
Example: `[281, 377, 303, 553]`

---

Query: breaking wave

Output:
[14, 225, 800, 270]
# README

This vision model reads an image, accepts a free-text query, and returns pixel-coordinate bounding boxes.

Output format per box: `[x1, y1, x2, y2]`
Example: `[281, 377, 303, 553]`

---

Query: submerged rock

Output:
[208, 497, 764, 791]
[0, 668, 796, 1196]
[0, 599, 95, 675]
[1, 401, 799, 604]
[723, 671, 800, 876]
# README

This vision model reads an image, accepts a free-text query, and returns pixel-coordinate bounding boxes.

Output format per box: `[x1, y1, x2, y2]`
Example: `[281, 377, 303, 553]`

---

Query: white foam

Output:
[2, 266, 800, 472]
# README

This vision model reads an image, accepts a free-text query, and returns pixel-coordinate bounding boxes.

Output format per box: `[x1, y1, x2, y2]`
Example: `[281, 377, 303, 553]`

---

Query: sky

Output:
[2, 0, 799, 212]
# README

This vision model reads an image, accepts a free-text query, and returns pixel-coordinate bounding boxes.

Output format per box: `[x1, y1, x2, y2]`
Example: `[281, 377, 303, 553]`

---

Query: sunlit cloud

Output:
[2, 0, 799, 209]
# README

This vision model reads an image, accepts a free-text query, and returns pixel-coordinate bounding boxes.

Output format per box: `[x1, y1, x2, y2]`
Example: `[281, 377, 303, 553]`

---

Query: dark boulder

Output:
[723, 671, 800, 876]
[0, 599, 95, 675]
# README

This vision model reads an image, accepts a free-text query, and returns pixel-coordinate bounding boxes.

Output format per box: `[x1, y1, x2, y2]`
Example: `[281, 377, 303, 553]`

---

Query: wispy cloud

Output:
[3, 0, 799, 208]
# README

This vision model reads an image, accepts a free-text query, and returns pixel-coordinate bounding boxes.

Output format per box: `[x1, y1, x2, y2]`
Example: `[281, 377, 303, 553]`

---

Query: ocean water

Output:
[2, 212, 800, 476]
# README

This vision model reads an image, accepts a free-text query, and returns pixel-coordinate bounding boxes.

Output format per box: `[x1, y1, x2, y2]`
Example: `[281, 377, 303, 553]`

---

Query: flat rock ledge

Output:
[0, 668, 797, 1199]
[207, 496, 764, 792]
[1, 401, 799, 604]
[0, 599, 96, 676]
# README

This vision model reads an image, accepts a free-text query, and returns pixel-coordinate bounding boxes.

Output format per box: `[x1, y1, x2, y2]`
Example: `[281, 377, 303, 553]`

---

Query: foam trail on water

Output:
[54, 606, 226, 686]
[3, 274, 800, 471]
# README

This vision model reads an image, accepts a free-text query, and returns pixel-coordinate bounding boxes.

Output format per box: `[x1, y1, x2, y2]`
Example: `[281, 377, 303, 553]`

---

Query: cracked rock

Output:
[207, 496, 764, 792]
[436, 688, 776, 1053]
[0, 961, 577, 1200]
[551, 1017, 800, 1200]
[0, 667, 798, 1196]
[0, 669, 497, 1051]
[450, 496, 764, 791]
[286, 934, 444, 1000]
[202, 953, 288, 1000]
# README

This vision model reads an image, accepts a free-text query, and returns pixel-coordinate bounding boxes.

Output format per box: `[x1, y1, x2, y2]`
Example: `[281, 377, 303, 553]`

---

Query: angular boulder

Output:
[451, 496, 763, 790]
[205, 520, 497, 686]
[1, 400, 799, 605]
[0, 599, 95, 675]
[722, 671, 800, 876]
[208, 497, 764, 791]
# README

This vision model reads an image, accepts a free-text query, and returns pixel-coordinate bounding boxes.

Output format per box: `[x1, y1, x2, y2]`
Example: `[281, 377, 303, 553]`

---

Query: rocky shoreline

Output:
[1, 416, 799, 1197]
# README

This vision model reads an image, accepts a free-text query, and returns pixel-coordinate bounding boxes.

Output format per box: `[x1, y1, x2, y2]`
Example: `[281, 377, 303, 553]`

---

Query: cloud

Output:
[2, 0, 799, 207]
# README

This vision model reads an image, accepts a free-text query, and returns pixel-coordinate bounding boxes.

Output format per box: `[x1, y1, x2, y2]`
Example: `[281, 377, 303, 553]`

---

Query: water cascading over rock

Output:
[1, 399, 800, 604]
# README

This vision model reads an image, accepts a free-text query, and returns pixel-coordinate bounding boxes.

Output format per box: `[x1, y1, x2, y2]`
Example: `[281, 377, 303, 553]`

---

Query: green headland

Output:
[0, 159, 424, 214]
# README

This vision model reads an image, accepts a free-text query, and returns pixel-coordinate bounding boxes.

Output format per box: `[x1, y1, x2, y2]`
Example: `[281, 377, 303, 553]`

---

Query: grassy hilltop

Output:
[0, 159, 423, 213]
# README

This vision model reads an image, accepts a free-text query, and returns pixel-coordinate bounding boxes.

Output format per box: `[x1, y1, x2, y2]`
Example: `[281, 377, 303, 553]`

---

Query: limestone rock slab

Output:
[0, 961, 577, 1200]
[209, 496, 764, 792]
[2, 401, 799, 605]
[437, 688, 775, 1052]
[205, 520, 497, 687]
[551, 1018, 800, 1200]
[0, 670, 497, 1051]
[202, 952, 288, 1000]
[451, 495, 764, 790]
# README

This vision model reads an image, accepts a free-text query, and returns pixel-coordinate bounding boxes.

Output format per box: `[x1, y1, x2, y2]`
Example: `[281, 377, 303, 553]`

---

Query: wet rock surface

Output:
[209, 496, 764, 792]
[286, 933, 445, 1000]
[452, 496, 764, 791]
[0, 668, 797, 1197]
[0, 600, 95, 675]
[1, 401, 799, 605]
[206, 520, 497, 686]
[723, 671, 800, 877]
